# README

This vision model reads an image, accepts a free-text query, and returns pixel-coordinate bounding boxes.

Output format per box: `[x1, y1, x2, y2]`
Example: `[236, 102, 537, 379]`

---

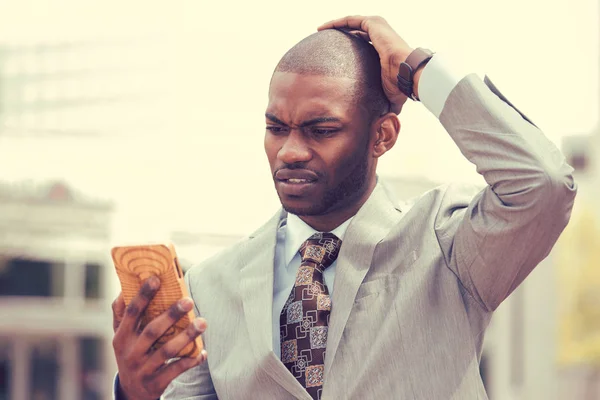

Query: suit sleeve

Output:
[433, 74, 577, 312]
[162, 272, 218, 399]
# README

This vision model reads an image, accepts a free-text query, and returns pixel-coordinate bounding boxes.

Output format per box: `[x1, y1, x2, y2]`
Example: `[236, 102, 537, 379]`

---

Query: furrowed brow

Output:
[265, 114, 342, 128]
[299, 117, 342, 128]
[265, 113, 287, 126]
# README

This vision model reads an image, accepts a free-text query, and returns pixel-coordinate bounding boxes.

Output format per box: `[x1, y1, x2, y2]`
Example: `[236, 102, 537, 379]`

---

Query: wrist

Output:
[396, 47, 434, 101]
[412, 62, 428, 100]
[389, 47, 414, 71]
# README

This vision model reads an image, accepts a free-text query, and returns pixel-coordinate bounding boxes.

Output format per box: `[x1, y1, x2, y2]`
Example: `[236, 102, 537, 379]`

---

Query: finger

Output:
[317, 15, 367, 32]
[112, 293, 126, 333]
[117, 276, 160, 335]
[348, 30, 371, 43]
[143, 318, 207, 374]
[130, 297, 195, 358]
[153, 349, 208, 387]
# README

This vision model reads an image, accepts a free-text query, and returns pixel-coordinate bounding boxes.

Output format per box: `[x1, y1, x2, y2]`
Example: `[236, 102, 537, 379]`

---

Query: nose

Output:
[277, 129, 312, 164]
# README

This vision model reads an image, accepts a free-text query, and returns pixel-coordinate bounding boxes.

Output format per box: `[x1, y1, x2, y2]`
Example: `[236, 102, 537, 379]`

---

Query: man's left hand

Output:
[318, 15, 416, 113]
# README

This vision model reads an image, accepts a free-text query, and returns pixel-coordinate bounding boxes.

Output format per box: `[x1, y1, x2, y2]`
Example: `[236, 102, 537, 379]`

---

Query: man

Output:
[112, 15, 577, 399]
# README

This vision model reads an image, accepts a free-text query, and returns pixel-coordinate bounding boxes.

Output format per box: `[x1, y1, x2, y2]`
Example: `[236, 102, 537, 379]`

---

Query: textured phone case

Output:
[111, 243, 202, 358]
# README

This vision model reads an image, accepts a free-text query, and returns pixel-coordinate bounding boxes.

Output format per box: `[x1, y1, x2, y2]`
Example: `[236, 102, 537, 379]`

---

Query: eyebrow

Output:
[265, 113, 342, 128]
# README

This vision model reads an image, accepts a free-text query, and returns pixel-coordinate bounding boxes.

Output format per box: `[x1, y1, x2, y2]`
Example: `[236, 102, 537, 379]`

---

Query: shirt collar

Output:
[283, 213, 353, 267]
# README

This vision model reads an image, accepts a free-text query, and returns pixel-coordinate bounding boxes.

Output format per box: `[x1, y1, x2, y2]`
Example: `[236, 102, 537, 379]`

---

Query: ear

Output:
[372, 113, 400, 158]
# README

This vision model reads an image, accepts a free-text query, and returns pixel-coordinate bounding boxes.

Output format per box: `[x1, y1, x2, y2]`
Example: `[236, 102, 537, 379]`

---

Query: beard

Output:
[279, 144, 370, 217]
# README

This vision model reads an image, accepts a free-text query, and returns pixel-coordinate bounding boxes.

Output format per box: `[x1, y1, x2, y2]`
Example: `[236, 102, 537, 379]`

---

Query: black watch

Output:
[396, 48, 435, 101]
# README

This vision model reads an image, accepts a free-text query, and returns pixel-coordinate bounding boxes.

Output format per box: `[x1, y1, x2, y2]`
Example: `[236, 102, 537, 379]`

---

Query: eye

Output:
[266, 126, 287, 135]
[311, 128, 337, 137]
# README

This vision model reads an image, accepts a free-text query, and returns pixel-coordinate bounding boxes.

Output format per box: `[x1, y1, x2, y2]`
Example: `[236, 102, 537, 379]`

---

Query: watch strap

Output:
[396, 47, 434, 101]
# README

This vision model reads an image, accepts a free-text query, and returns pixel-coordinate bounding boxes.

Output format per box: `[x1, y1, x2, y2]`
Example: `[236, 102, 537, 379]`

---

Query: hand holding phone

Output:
[111, 244, 207, 400]
[112, 243, 203, 357]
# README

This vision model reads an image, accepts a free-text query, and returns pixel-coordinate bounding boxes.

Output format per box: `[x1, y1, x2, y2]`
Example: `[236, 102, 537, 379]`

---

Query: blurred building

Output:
[0, 39, 171, 139]
[0, 37, 171, 400]
[554, 128, 600, 400]
[485, 60, 600, 400]
[0, 181, 114, 400]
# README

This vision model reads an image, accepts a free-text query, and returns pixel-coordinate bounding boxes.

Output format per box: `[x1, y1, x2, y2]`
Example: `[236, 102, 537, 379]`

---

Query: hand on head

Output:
[318, 15, 416, 113]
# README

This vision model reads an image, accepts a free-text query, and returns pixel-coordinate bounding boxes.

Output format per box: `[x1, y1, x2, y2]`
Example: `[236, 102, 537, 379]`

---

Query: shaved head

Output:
[273, 29, 390, 121]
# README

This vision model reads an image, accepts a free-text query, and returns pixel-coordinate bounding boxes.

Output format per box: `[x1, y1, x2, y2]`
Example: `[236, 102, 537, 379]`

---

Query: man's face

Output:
[264, 72, 375, 216]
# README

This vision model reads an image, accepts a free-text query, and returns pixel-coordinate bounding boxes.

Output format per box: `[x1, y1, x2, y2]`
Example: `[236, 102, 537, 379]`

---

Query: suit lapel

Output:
[324, 183, 403, 378]
[239, 209, 312, 400]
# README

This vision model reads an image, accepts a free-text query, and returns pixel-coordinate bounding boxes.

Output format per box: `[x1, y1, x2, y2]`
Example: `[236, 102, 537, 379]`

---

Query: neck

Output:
[298, 178, 377, 232]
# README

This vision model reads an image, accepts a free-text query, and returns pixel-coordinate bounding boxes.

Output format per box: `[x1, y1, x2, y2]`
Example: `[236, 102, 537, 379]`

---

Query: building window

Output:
[84, 263, 101, 299]
[0, 258, 64, 297]
[0, 338, 9, 400]
[30, 339, 59, 400]
[80, 337, 103, 400]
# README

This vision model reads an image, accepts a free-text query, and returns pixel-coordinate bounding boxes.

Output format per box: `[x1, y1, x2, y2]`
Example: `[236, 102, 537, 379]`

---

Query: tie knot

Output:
[299, 232, 342, 269]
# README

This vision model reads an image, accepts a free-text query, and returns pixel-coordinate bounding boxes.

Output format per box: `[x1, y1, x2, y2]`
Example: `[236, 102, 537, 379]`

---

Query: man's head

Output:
[264, 29, 400, 225]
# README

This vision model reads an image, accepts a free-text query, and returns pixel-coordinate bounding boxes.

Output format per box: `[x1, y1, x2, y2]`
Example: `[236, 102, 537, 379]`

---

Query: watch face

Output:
[398, 62, 412, 80]
[397, 63, 413, 96]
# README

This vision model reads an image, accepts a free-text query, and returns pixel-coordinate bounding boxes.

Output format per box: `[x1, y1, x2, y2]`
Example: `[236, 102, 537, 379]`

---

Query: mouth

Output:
[274, 168, 319, 183]
[274, 169, 320, 196]
[278, 178, 316, 184]
[276, 179, 318, 197]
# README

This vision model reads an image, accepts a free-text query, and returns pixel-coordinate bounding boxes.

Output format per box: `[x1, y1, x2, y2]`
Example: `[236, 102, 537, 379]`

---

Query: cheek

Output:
[324, 152, 358, 183]
[264, 135, 279, 169]
[329, 137, 370, 177]
[338, 153, 362, 174]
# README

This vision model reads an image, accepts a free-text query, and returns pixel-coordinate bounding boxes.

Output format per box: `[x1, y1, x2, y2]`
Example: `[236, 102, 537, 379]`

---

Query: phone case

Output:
[111, 243, 203, 358]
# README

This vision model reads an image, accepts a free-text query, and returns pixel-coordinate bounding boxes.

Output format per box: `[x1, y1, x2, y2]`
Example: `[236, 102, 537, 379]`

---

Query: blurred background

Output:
[0, 0, 598, 399]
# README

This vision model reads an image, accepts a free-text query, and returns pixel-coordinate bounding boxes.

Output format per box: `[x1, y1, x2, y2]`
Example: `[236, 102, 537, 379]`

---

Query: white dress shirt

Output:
[419, 53, 471, 118]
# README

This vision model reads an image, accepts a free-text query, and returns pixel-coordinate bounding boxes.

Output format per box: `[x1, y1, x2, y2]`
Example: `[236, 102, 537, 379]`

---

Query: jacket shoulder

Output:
[184, 209, 282, 285]
[184, 235, 248, 285]
[397, 181, 483, 216]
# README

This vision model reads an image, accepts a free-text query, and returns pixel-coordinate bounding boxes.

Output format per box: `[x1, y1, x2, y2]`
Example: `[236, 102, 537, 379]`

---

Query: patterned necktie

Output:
[279, 232, 342, 400]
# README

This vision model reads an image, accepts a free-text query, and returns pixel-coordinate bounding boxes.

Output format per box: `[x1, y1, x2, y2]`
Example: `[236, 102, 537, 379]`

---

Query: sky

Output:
[0, 0, 598, 243]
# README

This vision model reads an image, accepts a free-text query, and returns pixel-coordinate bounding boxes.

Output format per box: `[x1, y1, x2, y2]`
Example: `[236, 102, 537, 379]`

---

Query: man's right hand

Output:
[112, 276, 208, 400]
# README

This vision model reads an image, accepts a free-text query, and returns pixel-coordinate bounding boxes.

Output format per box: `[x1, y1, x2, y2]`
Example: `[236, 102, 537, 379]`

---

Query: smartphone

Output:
[111, 243, 203, 358]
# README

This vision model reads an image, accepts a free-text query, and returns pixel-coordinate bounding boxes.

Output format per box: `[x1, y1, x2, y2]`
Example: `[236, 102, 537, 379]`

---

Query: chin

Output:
[283, 204, 325, 217]
[279, 196, 330, 217]
[281, 202, 323, 216]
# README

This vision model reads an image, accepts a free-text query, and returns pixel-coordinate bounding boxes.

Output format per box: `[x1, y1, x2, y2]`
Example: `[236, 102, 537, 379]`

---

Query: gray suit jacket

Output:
[163, 75, 577, 399]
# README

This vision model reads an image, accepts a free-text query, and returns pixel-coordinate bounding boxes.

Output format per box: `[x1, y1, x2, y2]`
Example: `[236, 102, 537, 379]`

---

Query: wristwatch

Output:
[396, 47, 435, 101]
